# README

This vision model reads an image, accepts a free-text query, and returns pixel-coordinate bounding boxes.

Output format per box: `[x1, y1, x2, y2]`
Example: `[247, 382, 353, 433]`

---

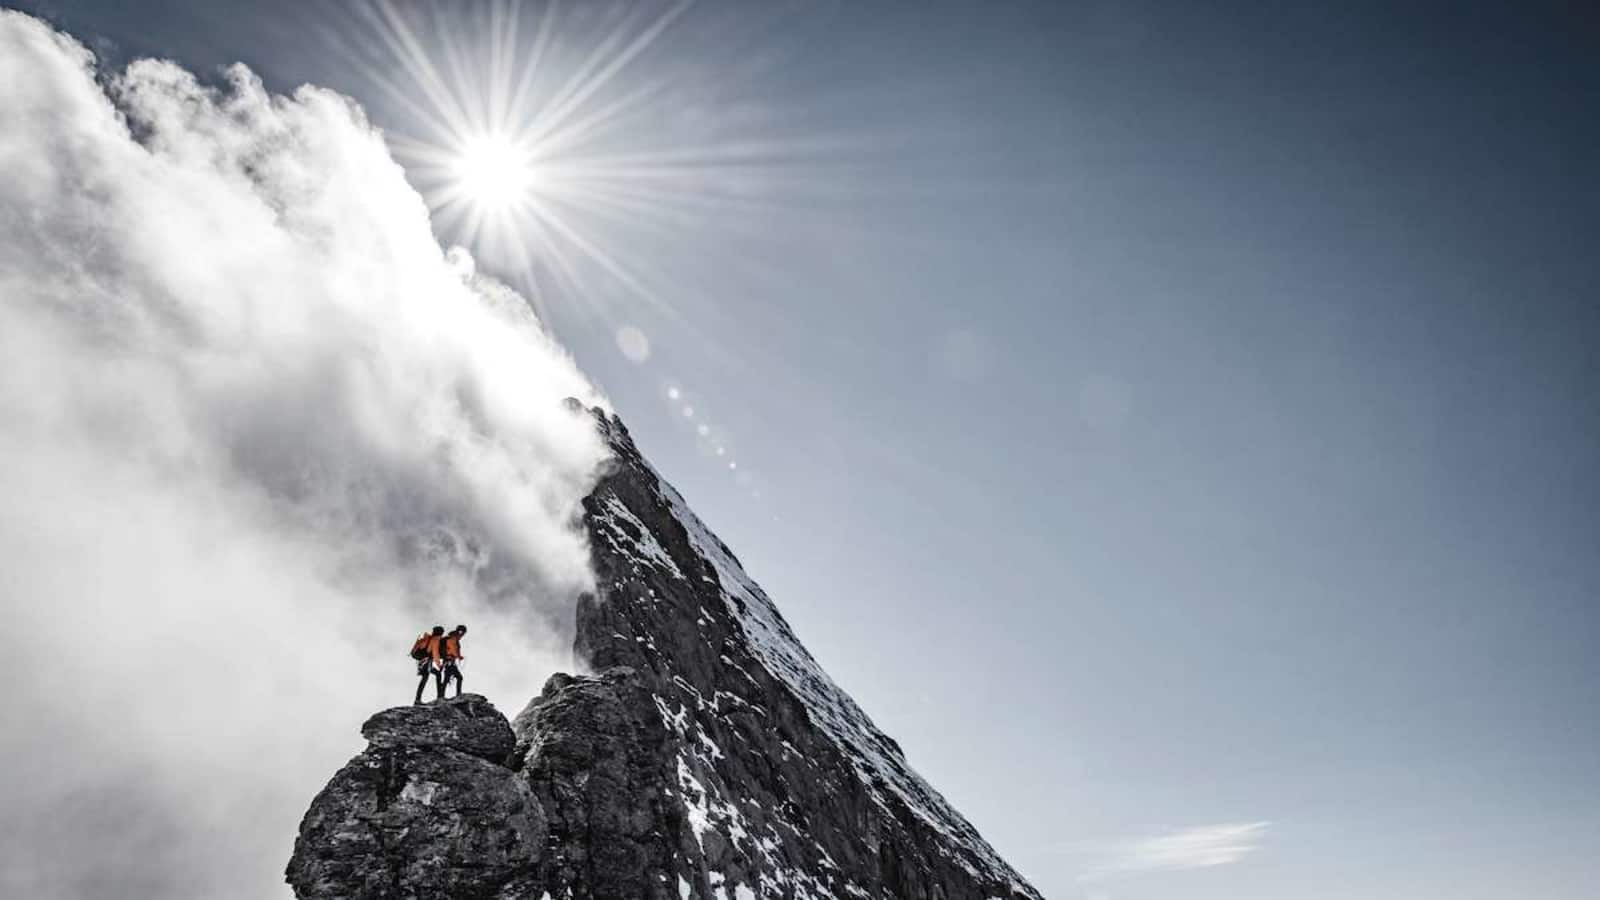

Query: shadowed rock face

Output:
[286, 695, 544, 900]
[287, 410, 1041, 899]
[510, 668, 676, 897]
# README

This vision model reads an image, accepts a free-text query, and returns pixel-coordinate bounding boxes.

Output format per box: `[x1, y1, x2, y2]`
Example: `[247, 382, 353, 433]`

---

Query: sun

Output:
[452, 135, 536, 210]
[365, 0, 771, 308]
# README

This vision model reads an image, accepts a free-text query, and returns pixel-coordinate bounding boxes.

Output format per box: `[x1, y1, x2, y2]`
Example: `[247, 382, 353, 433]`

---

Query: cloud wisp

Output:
[0, 12, 608, 898]
[1078, 822, 1271, 880]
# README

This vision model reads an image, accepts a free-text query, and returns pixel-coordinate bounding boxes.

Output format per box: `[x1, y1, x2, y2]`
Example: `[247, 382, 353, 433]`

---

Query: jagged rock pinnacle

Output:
[286, 695, 544, 900]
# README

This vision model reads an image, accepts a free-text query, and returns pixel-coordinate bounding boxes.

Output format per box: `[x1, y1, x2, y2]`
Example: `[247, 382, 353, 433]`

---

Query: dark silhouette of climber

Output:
[440, 625, 467, 698]
[411, 625, 445, 705]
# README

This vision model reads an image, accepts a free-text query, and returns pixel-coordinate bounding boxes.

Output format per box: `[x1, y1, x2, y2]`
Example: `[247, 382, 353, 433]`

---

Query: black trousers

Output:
[441, 662, 463, 698]
[415, 661, 442, 704]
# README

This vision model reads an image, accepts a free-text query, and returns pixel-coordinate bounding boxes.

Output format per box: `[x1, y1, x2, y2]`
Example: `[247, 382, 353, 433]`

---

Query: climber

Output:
[412, 625, 445, 705]
[440, 624, 468, 699]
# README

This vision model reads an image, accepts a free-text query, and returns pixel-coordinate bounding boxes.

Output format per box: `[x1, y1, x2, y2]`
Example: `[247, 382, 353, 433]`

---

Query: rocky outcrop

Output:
[511, 668, 678, 898]
[286, 695, 544, 900]
[287, 410, 1042, 899]
[361, 696, 520, 761]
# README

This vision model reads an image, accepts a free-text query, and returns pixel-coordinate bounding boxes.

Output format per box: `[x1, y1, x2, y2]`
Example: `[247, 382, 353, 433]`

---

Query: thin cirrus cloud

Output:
[1079, 822, 1271, 880]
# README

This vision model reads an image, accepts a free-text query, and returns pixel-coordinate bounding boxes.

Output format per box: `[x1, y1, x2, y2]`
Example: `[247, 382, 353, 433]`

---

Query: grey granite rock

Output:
[286, 696, 544, 900]
[361, 693, 517, 763]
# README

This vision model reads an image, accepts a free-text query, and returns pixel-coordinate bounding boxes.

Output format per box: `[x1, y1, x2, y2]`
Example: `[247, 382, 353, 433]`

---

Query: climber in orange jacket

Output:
[411, 625, 445, 705]
[440, 624, 467, 699]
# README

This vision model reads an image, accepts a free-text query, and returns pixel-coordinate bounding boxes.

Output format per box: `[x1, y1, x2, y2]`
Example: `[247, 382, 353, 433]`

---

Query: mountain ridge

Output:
[287, 406, 1042, 899]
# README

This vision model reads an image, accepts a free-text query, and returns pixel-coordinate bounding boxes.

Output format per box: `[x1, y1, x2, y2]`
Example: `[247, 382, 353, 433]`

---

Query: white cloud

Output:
[0, 12, 607, 898]
[1081, 822, 1271, 879]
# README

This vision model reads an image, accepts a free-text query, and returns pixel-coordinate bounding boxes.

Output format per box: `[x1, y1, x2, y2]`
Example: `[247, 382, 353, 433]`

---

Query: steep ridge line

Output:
[287, 407, 1042, 900]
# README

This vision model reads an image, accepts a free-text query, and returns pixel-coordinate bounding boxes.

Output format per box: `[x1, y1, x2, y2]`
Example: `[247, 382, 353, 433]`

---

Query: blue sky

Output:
[14, 2, 1597, 897]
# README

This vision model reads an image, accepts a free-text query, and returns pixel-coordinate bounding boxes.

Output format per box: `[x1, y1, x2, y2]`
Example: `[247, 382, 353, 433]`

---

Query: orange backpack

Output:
[409, 633, 432, 660]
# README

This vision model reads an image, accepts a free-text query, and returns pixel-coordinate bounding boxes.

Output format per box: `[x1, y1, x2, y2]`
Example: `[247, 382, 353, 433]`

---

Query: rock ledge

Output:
[361, 693, 517, 763]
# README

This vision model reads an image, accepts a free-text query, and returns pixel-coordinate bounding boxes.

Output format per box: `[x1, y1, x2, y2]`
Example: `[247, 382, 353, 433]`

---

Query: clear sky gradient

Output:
[15, 2, 1597, 897]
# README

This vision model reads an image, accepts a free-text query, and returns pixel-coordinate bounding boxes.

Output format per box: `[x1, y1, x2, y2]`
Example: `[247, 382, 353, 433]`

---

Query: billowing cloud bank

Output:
[0, 12, 608, 898]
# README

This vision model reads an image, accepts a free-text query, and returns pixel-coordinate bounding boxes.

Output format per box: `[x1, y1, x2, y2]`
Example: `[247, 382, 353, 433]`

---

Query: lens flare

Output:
[453, 135, 536, 209]
[337, 0, 861, 339]
[329, 0, 856, 499]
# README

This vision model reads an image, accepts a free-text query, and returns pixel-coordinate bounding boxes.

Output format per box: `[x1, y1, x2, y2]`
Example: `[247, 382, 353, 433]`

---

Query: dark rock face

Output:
[286, 695, 544, 900]
[511, 668, 677, 898]
[362, 696, 520, 762]
[562, 413, 1041, 900]
[287, 411, 1041, 900]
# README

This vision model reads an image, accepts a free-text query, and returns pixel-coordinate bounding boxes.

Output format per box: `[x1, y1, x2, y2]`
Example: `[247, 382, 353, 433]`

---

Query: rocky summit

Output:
[287, 409, 1042, 900]
[287, 695, 545, 900]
